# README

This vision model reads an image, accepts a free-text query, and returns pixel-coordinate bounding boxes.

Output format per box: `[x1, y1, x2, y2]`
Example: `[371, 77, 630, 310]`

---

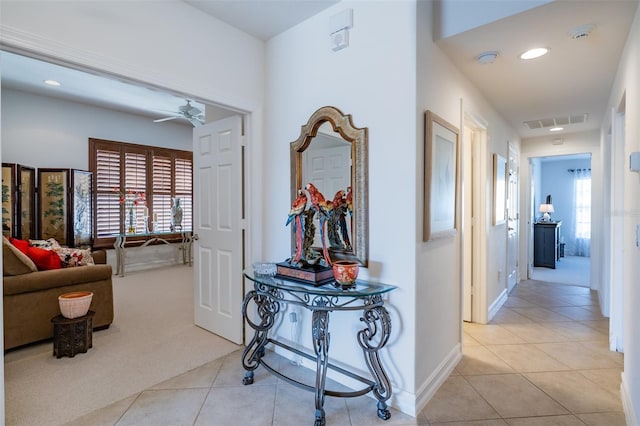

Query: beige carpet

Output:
[4, 264, 241, 426]
[531, 255, 591, 288]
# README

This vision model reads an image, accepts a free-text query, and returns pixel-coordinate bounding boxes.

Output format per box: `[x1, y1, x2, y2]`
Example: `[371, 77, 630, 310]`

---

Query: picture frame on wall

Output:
[493, 153, 507, 225]
[423, 110, 459, 241]
[37, 168, 70, 245]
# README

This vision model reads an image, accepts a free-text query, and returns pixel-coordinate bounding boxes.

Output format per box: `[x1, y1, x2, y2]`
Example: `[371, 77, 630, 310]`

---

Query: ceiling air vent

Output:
[523, 113, 588, 130]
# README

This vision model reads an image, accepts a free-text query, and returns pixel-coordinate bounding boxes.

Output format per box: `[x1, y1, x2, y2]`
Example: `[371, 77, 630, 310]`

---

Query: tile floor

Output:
[67, 279, 625, 426]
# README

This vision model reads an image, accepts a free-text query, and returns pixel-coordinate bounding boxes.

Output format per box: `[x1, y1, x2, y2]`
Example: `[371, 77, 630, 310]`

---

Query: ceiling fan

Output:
[153, 100, 205, 127]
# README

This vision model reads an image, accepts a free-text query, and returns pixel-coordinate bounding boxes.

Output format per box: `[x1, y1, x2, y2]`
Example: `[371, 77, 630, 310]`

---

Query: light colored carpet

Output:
[4, 264, 241, 426]
[531, 255, 590, 287]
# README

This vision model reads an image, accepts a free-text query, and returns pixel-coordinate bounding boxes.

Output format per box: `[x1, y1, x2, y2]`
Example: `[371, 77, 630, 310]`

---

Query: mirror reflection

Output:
[291, 106, 368, 266]
[302, 123, 352, 252]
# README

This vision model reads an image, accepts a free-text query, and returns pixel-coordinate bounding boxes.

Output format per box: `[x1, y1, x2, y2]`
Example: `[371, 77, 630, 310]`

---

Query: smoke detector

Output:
[476, 51, 499, 64]
[569, 24, 595, 40]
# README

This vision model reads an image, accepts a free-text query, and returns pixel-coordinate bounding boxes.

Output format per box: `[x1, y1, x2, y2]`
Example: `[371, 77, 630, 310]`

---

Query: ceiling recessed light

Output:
[549, 127, 564, 132]
[476, 51, 499, 65]
[520, 47, 549, 60]
[44, 79, 61, 87]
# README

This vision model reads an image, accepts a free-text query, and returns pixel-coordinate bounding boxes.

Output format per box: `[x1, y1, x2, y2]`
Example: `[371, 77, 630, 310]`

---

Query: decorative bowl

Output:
[252, 262, 277, 278]
[58, 291, 93, 319]
[332, 261, 359, 287]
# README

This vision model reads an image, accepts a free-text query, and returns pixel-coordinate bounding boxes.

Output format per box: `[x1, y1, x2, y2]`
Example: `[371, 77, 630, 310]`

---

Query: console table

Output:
[241, 272, 397, 426]
[113, 231, 195, 277]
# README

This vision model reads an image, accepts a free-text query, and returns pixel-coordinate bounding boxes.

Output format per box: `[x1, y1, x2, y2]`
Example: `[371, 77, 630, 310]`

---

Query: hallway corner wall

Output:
[605, 5, 640, 425]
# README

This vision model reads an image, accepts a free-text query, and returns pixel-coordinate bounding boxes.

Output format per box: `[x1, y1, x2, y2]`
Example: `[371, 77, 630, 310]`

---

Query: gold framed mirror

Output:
[290, 106, 368, 266]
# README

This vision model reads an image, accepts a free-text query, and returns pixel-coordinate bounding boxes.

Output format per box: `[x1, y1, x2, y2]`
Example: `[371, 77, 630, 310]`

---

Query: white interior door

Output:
[462, 125, 473, 322]
[303, 144, 351, 245]
[193, 115, 243, 344]
[507, 148, 519, 292]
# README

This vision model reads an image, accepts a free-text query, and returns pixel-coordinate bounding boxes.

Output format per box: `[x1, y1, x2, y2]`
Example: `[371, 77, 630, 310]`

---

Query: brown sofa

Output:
[3, 238, 114, 350]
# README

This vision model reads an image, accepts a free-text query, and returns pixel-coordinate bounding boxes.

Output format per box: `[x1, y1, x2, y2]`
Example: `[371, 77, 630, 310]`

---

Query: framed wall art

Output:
[493, 153, 507, 225]
[423, 110, 459, 241]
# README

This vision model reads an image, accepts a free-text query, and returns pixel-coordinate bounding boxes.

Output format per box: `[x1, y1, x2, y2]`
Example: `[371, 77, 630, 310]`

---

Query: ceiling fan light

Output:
[520, 47, 549, 60]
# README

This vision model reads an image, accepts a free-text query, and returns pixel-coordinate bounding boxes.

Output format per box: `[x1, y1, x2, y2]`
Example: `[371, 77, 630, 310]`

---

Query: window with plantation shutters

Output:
[152, 154, 172, 233]
[95, 148, 121, 239]
[175, 158, 193, 231]
[89, 138, 193, 248]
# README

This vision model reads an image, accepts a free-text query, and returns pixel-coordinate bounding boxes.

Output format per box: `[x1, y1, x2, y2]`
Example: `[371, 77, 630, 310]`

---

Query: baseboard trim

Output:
[415, 343, 462, 415]
[621, 374, 638, 426]
[488, 288, 508, 322]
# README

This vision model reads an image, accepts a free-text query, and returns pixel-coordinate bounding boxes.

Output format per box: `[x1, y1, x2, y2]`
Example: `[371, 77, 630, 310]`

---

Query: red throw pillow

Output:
[26, 246, 62, 270]
[10, 238, 30, 255]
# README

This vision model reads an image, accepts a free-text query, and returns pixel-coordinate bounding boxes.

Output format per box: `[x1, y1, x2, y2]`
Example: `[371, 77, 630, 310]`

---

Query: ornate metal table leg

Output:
[312, 308, 330, 426]
[358, 302, 393, 421]
[113, 235, 126, 277]
[241, 289, 279, 385]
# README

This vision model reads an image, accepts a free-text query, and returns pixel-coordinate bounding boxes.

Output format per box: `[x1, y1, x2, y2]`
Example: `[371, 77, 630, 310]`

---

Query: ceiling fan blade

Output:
[153, 116, 179, 123]
[187, 116, 205, 127]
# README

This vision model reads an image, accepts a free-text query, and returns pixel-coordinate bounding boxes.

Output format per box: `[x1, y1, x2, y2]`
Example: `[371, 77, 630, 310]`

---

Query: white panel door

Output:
[507, 150, 519, 292]
[303, 145, 351, 246]
[193, 116, 243, 344]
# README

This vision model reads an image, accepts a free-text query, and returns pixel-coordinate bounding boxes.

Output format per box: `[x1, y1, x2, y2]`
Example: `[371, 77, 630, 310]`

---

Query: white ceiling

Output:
[436, 0, 638, 139]
[184, 0, 339, 40]
[0, 50, 211, 126]
[0, 1, 637, 139]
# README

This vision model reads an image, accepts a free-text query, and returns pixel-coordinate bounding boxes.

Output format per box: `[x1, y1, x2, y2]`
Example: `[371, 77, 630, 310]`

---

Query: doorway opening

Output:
[1, 49, 253, 342]
[529, 153, 592, 288]
[462, 110, 488, 324]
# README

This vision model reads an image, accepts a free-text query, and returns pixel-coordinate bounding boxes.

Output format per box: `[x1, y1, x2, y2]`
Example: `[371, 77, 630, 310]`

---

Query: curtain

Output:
[572, 168, 591, 257]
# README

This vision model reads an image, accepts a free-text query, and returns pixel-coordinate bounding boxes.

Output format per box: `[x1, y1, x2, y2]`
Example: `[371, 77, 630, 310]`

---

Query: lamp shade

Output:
[539, 204, 554, 213]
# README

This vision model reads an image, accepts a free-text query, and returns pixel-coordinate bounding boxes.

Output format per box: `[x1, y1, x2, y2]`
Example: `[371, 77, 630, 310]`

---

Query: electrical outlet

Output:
[498, 270, 502, 282]
[637, 224, 640, 248]
[289, 312, 297, 323]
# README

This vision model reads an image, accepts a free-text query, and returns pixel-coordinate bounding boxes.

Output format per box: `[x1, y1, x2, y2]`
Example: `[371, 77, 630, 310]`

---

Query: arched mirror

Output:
[290, 106, 368, 266]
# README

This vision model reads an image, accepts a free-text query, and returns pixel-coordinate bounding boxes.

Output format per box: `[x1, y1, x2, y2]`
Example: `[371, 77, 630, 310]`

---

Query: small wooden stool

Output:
[51, 311, 95, 358]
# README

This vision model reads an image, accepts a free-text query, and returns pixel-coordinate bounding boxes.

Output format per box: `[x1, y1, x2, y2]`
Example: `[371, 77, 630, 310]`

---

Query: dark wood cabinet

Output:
[534, 221, 561, 269]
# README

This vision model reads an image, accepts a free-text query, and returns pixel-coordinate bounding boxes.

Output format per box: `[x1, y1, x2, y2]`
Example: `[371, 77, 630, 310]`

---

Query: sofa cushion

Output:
[26, 246, 63, 271]
[2, 236, 38, 276]
[28, 238, 61, 250]
[10, 238, 30, 255]
[55, 247, 95, 268]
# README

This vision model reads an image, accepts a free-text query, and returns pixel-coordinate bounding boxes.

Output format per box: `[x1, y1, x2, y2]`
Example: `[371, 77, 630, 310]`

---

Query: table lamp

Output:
[539, 203, 554, 221]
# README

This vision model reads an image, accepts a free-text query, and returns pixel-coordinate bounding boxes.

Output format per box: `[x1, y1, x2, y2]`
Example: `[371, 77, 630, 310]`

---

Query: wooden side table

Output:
[51, 311, 95, 358]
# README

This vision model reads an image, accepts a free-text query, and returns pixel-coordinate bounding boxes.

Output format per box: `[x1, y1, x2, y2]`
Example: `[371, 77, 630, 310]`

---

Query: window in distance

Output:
[89, 138, 193, 249]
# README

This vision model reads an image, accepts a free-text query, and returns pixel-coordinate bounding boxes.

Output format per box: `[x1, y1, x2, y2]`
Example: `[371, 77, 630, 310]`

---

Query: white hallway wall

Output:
[417, 0, 521, 408]
[265, 1, 419, 415]
[604, 5, 640, 424]
[265, 0, 520, 416]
